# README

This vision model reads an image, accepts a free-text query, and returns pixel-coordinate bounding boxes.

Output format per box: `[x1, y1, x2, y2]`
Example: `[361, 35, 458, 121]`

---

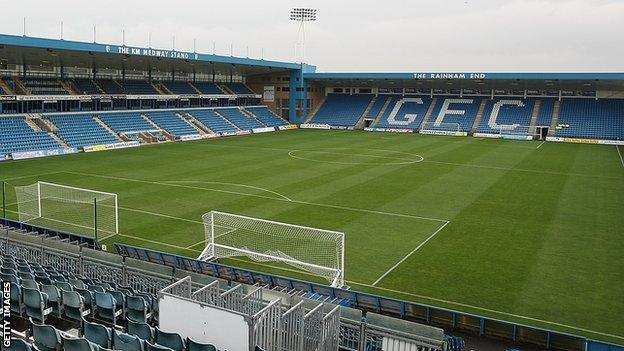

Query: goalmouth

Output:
[14, 181, 119, 241]
[199, 210, 345, 287]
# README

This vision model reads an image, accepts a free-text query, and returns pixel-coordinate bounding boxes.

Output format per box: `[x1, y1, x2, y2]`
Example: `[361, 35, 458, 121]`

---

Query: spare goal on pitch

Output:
[199, 211, 345, 287]
[14, 181, 118, 240]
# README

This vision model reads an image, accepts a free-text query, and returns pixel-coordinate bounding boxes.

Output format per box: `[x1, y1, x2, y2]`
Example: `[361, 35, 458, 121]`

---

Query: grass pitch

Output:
[1, 130, 623, 343]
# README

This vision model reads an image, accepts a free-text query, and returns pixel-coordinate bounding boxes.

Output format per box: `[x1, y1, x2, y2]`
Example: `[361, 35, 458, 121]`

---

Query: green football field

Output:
[1, 130, 623, 343]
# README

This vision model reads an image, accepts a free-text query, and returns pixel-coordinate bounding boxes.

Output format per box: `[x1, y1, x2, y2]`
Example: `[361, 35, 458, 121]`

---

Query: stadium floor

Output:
[1, 129, 623, 343]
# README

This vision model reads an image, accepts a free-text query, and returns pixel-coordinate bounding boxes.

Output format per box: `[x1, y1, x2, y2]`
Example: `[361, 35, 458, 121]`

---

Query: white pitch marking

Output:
[423, 160, 619, 179]
[372, 220, 450, 286]
[161, 180, 292, 202]
[1, 171, 65, 182]
[114, 233, 202, 252]
[185, 240, 207, 249]
[536, 140, 546, 149]
[617, 145, 624, 168]
[66, 171, 292, 203]
[288, 148, 424, 166]
[64, 171, 450, 223]
[346, 280, 624, 341]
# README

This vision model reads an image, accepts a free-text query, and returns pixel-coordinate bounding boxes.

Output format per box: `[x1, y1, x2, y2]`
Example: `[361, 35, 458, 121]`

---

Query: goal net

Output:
[420, 122, 462, 134]
[199, 211, 345, 287]
[14, 181, 118, 240]
[488, 125, 548, 140]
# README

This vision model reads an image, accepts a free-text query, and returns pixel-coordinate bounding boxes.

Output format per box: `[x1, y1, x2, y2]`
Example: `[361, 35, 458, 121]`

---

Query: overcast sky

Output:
[0, 0, 622, 72]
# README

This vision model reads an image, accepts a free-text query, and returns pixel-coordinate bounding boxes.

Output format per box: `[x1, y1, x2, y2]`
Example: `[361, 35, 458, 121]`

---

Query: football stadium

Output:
[1, 4, 623, 351]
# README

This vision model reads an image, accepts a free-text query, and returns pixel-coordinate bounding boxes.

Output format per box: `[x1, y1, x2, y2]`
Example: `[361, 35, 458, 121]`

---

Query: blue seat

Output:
[155, 328, 185, 351]
[95, 291, 122, 325]
[146, 342, 173, 351]
[41, 285, 62, 316]
[126, 295, 150, 323]
[23, 288, 51, 323]
[113, 331, 144, 351]
[186, 338, 217, 351]
[31, 318, 62, 351]
[126, 319, 154, 343]
[61, 334, 97, 351]
[10, 282, 24, 315]
[82, 318, 112, 349]
[4, 338, 35, 351]
[22, 279, 39, 290]
[62, 289, 89, 322]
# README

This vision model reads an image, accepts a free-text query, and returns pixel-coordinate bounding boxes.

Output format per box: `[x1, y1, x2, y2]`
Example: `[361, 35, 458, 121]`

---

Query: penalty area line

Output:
[372, 220, 450, 286]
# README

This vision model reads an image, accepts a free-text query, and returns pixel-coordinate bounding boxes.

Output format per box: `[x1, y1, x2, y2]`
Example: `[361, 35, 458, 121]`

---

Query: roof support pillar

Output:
[289, 66, 307, 124]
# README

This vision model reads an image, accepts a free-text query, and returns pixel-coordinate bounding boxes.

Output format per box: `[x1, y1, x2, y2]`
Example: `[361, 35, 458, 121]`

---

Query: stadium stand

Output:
[192, 82, 225, 94]
[365, 96, 388, 118]
[96, 79, 125, 94]
[556, 99, 624, 140]
[48, 114, 120, 148]
[427, 96, 483, 132]
[476, 98, 535, 134]
[312, 94, 374, 126]
[245, 106, 289, 127]
[121, 80, 159, 95]
[98, 112, 158, 134]
[2, 222, 448, 351]
[375, 96, 433, 129]
[217, 107, 265, 129]
[224, 82, 254, 94]
[20, 77, 69, 95]
[187, 109, 240, 133]
[161, 81, 198, 94]
[537, 98, 555, 127]
[0, 116, 61, 156]
[72, 79, 104, 95]
[145, 111, 199, 137]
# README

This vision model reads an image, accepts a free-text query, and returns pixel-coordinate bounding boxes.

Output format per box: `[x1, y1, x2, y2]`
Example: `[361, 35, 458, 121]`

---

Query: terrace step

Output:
[356, 95, 377, 129]
[24, 115, 42, 132]
[181, 112, 213, 134]
[240, 108, 267, 126]
[33, 115, 58, 132]
[188, 82, 203, 94]
[548, 100, 561, 136]
[529, 99, 542, 129]
[48, 131, 70, 148]
[218, 84, 235, 95]
[306, 95, 328, 123]
[213, 109, 242, 130]
[93, 115, 124, 141]
[0, 78, 15, 94]
[58, 79, 77, 95]
[153, 82, 170, 95]
[419, 97, 438, 130]
[470, 98, 489, 134]
[371, 96, 394, 127]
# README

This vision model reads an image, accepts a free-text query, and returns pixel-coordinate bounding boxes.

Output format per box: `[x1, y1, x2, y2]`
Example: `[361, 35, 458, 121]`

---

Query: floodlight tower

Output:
[290, 8, 317, 64]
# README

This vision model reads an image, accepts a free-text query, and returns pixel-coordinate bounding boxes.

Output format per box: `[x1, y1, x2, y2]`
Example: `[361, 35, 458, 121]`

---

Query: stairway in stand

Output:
[548, 100, 561, 136]
[470, 99, 489, 134]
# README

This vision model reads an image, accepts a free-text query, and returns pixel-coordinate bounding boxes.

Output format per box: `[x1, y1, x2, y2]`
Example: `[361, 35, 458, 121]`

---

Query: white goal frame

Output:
[199, 211, 345, 287]
[16, 181, 119, 237]
[420, 122, 461, 132]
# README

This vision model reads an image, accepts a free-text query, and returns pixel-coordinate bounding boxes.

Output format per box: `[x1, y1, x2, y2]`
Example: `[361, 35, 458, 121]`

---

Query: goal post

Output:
[488, 125, 548, 140]
[419, 122, 465, 136]
[200, 211, 345, 287]
[14, 181, 119, 240]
